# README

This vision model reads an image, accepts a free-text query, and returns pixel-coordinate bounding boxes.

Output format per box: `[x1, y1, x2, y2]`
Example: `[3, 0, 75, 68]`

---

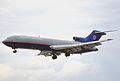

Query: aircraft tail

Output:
[73, 30, 106, 43]
[73, 30, 117, 43]
[86, 30, 106, 42]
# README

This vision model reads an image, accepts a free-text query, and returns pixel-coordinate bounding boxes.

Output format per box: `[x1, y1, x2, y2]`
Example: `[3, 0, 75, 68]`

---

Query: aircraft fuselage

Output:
[2, 36, 79, 51]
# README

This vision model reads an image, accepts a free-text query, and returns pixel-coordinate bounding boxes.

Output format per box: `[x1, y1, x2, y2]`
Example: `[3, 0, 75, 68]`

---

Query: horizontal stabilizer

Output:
[95, 30, 118, 34]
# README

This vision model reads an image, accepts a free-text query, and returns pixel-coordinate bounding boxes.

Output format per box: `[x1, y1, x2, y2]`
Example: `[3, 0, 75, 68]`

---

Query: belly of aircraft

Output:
[5, 41, 52, 51]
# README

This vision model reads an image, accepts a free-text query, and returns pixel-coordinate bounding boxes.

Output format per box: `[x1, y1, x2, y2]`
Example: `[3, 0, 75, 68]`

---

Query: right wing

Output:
[50, 39, 113, 50]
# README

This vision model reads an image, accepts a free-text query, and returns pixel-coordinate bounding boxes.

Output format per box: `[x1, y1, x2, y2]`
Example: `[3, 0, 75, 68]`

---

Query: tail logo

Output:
[93, 35, 97, 40]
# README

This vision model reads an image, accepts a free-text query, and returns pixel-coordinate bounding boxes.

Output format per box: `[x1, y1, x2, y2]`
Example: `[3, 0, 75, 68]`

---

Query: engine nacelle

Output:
[73, 37, 87, 42]
[73, 37, 84, 41]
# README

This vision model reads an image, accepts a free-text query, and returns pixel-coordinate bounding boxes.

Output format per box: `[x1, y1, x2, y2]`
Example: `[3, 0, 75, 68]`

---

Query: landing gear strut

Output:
[52, 54, 57, 60]
[13, 49, 17, 53]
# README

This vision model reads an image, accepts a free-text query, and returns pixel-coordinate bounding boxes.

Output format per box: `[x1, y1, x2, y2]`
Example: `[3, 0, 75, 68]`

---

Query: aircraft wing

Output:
[50, 39, 113, 50]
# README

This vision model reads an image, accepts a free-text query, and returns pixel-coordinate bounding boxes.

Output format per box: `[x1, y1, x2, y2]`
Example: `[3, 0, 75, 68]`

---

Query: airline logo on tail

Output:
[93, 35, 97, 40]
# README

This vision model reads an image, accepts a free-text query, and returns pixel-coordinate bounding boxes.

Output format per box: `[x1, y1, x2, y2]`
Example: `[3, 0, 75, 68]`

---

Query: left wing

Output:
[50, 39, 113, 50]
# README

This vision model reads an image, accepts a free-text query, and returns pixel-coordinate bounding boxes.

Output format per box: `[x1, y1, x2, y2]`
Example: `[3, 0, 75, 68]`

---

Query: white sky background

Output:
[0, 0, 120, 81]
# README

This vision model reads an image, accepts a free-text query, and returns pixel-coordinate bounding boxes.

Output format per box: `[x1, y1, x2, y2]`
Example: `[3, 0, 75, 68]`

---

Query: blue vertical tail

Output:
[86, 30, 106, 42]
[73, 30, 106, 43]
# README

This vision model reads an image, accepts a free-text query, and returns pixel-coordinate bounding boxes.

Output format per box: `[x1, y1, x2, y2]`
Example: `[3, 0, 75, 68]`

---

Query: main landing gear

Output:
[52, 53, 70, 60]
[52, 54, 57, 60]
[13, 49, 17, 53]
[65, 52, 70, 57]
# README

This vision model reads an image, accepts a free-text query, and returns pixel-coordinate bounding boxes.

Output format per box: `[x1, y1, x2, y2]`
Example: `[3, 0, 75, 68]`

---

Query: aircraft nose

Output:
[2, 37, 15, 47]
[2, 39, 12, 47]
[2, 39, 11, 45]
[2, 40, 7, 45]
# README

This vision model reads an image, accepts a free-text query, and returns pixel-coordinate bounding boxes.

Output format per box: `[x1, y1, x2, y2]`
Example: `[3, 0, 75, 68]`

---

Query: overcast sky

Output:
[0, 0, 120, 81]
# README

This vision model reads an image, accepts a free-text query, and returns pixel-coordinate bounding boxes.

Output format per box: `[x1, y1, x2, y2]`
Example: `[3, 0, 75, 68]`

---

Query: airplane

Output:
[2, 30, 116, 60]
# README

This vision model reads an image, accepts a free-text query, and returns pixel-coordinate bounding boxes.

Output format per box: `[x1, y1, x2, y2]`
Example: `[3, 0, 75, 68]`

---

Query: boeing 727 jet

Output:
[2, 30, 116, 59]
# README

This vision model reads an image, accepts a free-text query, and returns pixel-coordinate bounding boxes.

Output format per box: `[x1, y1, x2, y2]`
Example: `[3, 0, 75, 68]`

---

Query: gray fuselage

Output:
[2, 36, 80, 51]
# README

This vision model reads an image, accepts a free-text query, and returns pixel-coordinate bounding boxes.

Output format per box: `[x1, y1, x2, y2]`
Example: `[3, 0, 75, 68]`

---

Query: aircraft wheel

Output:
[52, 55, 57, 60]
[13, 50, 17, 53]
[65, 53, 70, 57]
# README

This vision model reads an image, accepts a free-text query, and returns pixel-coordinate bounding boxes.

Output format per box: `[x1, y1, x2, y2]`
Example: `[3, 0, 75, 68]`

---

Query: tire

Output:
[52, 55, 57, 60]
[13, 50, 17, 53]
[65, 53, 70, 57]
